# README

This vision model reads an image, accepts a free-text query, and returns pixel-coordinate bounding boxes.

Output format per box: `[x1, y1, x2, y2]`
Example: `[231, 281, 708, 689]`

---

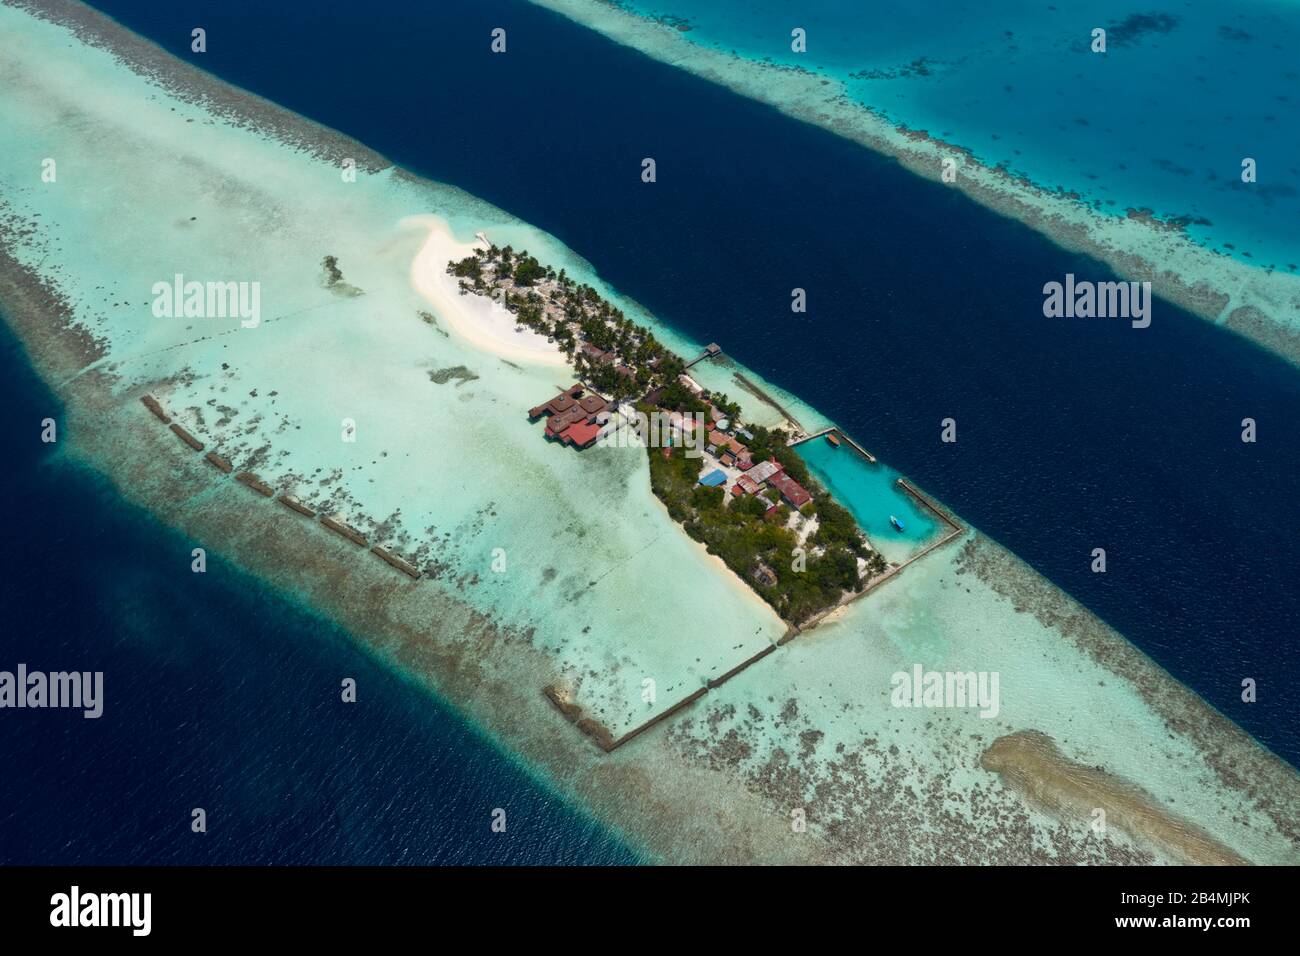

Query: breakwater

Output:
[800, 426, 875, 463]
[141, 393, 421, 583]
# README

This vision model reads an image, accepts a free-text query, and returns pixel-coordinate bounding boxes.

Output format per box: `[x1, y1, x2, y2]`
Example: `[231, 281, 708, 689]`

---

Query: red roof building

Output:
[769, 472, 812, 509]
[529, 385, 584, 420]
[746, 459, 784, 484]
[707, 428, 749, 459]
[559, 419, 602, 448]
[530, 385, 610, 451]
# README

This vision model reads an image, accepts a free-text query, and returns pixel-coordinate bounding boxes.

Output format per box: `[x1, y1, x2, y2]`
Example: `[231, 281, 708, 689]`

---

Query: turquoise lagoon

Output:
[794, 434, 939, 564]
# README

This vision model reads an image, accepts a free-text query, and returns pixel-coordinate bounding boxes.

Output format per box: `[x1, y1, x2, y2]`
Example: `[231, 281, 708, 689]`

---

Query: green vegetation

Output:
[647, 433, 868, 624]
[449, 244, 884, 621]
[448, 244, 741, 411]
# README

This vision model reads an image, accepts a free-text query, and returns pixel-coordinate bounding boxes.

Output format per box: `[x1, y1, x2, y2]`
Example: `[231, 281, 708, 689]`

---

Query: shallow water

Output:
[619, 0, 1300, 271]
[795, 435, 938, 563]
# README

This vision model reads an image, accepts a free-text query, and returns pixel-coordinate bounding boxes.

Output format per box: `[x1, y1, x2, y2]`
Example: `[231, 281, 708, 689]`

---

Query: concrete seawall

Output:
[277, 494, 316, 518]
[140, 391, 954, 757]
[540, 426, 969, 750]
[320, 514, 367, 548]
[235, 471, 274, 497]
[788, 475, 964, 634]
[204, 451, 233, 474]
[169, 422, 203, 451]
[545, 640, 784, 753]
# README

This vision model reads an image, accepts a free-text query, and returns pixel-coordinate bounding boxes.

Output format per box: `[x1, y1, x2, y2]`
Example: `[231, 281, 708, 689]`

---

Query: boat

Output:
[890, 515, 905, 531]
[826, 431, 841, 447]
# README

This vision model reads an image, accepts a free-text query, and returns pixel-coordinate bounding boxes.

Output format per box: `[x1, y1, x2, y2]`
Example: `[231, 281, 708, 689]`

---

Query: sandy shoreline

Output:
[405, 215, 569, 368]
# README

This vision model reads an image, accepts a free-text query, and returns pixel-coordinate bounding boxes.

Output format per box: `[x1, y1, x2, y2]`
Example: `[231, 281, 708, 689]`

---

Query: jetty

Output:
[793, 477, 964, 633]
[683, 342, 722, 369]
[138, 371, 961, 761]
[800, 426, 875, 462]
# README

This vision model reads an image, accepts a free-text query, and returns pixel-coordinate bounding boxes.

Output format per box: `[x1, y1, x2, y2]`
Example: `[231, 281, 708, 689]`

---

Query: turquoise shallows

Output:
[796, 434, 939, 563]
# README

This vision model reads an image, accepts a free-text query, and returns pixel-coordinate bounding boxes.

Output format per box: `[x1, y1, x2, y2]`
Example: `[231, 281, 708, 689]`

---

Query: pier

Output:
[798, 426, 876, 463]
[682, 342, 722, 369]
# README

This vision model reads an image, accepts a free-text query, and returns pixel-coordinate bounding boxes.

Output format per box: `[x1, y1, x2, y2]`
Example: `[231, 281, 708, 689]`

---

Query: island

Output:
[449, 242, 891, 623]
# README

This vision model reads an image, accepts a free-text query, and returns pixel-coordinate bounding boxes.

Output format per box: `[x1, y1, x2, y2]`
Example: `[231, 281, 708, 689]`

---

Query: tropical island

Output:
[449, 241, 890, 623]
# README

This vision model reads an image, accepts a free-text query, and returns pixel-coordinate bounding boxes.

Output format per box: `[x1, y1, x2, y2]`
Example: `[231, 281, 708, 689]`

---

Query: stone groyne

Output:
[139, 394, 422, 591]
[204, 451, 233, 474]
[235, 470, 275, 497]
[320, 514, 368, 548]
[168, 422, 203, 451]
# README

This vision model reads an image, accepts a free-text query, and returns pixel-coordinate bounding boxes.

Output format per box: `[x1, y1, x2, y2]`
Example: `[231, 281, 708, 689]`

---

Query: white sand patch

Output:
[405, 214, 569, 368]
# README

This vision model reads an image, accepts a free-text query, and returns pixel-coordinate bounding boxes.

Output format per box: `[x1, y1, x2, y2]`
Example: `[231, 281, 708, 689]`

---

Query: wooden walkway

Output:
[796, 426, 877, 463]
[683, 342, 722, 370]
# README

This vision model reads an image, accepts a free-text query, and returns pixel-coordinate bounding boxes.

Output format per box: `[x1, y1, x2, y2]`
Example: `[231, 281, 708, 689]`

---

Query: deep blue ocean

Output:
[3, 0, 1298, 862]
[0, 319, 640, 864]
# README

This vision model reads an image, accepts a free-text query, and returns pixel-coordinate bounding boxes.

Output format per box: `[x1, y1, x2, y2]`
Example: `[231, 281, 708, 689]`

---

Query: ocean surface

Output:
[0, 316, 641, 865]
[4, 0, 1297, 862]
[617, 0, 1300, 270]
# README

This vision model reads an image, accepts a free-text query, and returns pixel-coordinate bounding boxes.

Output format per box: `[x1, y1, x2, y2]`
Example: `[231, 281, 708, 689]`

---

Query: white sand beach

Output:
[406, 214, 570, 367]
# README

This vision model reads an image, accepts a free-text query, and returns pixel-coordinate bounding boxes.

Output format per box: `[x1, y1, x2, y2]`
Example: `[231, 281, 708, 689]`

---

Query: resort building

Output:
[706, 428, 750, 465]
[581, 342, 617, 365]
[528, 384, 611, 450]
[746, 459, 783, 485]
[769, 471, 812, 509]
